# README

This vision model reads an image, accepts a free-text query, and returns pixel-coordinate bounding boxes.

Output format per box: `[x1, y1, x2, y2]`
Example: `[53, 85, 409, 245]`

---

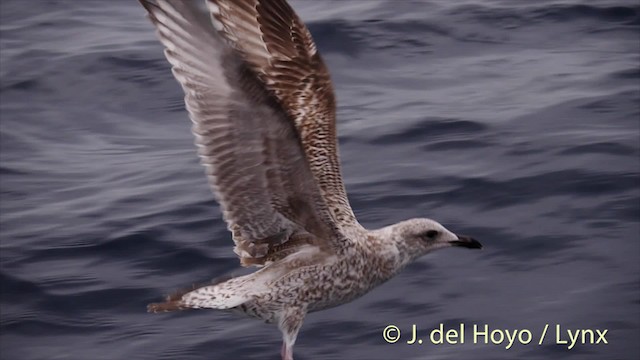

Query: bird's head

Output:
[388, 218, 482, 265]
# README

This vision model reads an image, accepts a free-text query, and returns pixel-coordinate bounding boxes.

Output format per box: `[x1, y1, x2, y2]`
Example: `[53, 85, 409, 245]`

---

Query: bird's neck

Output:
[361, 228, 407, 283]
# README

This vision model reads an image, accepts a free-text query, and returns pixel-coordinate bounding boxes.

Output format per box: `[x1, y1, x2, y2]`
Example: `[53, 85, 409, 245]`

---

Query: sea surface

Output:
[1, 0, 639, 359]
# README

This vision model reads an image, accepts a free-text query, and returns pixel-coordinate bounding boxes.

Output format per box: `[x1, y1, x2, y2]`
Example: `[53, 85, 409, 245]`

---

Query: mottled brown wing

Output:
[139, 0, 346, 266]
[207, 0, 359, 228]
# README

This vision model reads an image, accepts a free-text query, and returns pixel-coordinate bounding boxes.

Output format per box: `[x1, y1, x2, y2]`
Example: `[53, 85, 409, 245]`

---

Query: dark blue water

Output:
[1, 0, 639, 359]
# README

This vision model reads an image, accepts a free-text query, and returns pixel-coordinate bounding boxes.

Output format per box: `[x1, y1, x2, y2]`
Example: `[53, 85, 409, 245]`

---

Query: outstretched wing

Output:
[139, 0, 346, 266]
[207, 0, 360, 228]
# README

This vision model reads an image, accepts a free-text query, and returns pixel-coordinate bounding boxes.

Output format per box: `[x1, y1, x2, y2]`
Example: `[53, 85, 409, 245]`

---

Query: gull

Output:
[139, 1, 483, 359]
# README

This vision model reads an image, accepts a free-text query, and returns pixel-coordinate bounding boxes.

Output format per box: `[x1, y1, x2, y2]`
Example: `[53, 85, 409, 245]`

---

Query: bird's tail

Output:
[147, 274, 254, 313]
[147, 280, 211, 313]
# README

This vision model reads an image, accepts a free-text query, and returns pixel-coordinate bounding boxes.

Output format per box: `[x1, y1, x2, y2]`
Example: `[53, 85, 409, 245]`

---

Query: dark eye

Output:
[424, 230, 439, 239]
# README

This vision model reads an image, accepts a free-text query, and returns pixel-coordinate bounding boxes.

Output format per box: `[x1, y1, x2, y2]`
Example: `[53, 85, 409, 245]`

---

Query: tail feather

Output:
[147, 274, 235, 313]
[147, 300, 187, 313]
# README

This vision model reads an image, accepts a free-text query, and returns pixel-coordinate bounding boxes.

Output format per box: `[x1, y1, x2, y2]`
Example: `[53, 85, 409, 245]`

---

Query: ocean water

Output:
[1, 0, 638, 359]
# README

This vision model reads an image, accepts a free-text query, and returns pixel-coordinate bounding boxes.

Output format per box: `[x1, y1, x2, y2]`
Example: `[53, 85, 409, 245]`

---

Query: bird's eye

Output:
[424, 230, 439, 239]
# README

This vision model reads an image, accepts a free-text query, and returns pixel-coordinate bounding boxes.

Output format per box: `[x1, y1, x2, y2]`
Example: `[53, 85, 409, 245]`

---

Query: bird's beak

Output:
[450, 234, 483, 249]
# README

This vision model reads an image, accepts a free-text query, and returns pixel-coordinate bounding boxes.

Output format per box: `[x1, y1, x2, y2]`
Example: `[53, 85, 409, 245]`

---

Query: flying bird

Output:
[139, 1, 482, 359]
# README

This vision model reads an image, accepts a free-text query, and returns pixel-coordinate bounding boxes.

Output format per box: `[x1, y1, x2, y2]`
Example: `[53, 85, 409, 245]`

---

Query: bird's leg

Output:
[281, 341, 291, 360]
[278, 306, 306, 360]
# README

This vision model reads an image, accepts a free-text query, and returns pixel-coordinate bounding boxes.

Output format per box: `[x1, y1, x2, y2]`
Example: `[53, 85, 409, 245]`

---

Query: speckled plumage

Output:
[139, 1, 482, 359]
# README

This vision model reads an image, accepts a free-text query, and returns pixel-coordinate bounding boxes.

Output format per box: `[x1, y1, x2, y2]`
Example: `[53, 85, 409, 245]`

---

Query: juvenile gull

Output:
[139, 1, 483, 359]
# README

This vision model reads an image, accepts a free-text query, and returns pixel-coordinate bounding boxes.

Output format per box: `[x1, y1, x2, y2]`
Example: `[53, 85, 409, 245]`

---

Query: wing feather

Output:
[140, 0, 345, 266]
[207, 0, 360, 228]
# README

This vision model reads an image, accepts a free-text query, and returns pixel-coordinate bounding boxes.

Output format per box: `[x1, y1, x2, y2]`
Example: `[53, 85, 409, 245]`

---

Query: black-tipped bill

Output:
[450, 234, 483, 249]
